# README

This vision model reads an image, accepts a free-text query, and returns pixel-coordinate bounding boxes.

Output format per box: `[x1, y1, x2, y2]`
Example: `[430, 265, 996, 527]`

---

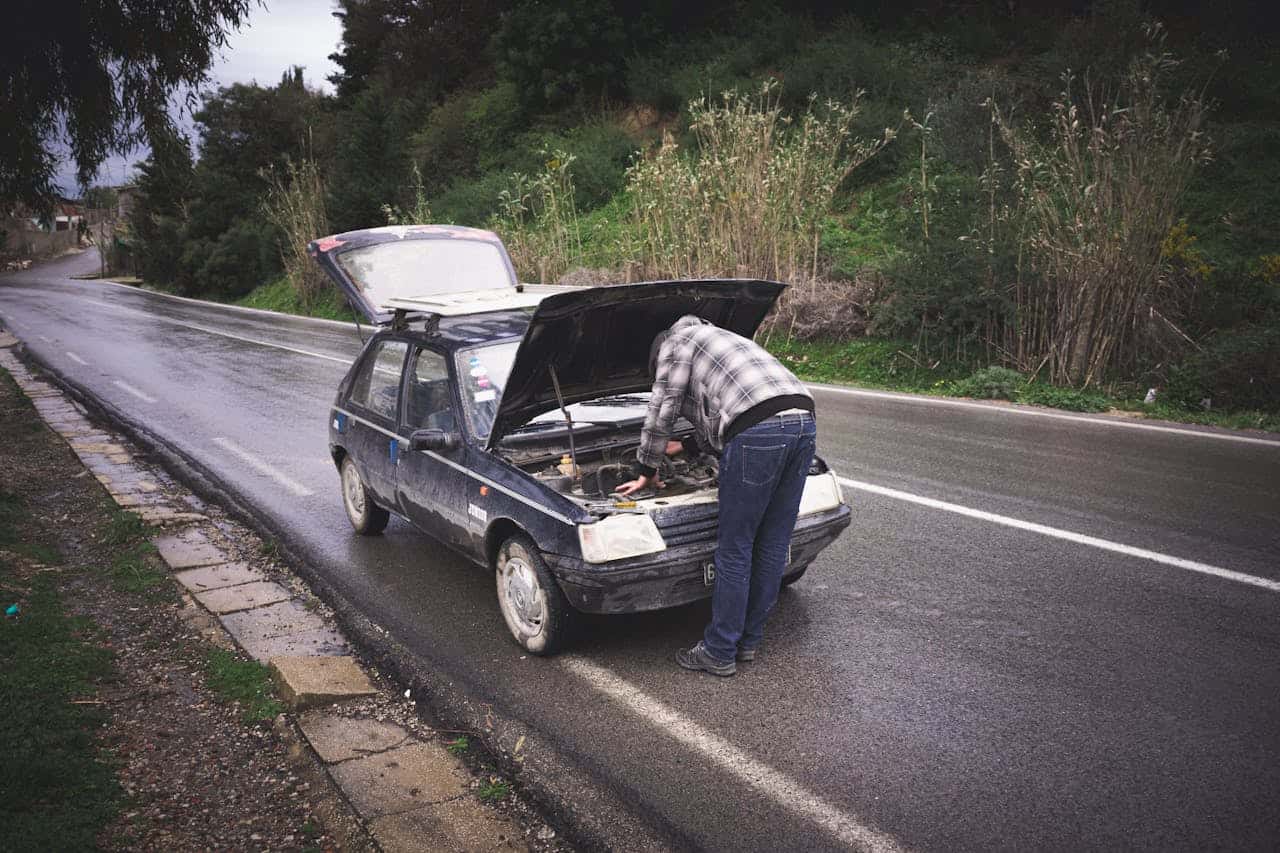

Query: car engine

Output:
[529, 447, 719, 499]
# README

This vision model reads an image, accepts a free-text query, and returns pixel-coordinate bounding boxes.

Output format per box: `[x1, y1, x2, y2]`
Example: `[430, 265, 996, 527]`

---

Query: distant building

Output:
[22, 197, 84, 232]
[115, 185, 140, 222]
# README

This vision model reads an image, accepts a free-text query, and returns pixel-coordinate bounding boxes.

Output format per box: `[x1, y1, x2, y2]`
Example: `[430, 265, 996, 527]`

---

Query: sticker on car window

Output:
[474, 389, 497, 402]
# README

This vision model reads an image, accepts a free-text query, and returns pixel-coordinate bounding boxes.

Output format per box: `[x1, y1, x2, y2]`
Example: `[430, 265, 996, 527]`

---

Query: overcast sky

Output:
[57, 0, 343, 194]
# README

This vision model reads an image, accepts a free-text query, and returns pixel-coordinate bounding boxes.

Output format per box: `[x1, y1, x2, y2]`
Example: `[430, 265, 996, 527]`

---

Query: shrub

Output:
[1017, 383, 1110, 412]
[1164, 324, 1280, 413]
[955, 365, 1024, 400]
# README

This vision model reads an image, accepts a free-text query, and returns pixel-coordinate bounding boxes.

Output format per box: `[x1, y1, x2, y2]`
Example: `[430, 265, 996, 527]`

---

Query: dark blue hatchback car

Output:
[310, 225, 851, 654]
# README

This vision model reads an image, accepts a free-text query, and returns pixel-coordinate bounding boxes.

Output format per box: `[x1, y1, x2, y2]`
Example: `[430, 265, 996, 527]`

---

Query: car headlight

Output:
[578, 514, 667, 563]
[797, 472, 843, 516]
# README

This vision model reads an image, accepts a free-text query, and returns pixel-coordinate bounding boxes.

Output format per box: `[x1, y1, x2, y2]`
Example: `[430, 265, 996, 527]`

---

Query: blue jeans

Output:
[703, 412, 816, 663]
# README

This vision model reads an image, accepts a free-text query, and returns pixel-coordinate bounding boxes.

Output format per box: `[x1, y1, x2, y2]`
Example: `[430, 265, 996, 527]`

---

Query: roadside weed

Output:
[445, 736, 469, 755]
[101, 509, 148, 547]
[477, 779, 511, 802]
[204, 648, 283, 723]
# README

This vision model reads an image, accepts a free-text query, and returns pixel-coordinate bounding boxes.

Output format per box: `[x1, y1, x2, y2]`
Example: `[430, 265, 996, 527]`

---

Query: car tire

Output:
[340, 456, 389, 535]
[780, 566, 808, 588]
[495, 533, 575, 655]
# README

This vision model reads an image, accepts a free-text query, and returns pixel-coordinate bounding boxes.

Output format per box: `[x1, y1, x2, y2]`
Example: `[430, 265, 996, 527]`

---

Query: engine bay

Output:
[525, 443, 719, 502]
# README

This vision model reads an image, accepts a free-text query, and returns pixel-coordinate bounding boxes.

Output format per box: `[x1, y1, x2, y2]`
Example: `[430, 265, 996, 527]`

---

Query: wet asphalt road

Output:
[4, 252, 1279, 851]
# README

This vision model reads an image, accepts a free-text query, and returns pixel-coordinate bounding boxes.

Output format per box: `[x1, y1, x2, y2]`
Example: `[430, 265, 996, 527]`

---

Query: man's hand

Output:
[665, 439, 684, 456]
[615, 473, 663, 497]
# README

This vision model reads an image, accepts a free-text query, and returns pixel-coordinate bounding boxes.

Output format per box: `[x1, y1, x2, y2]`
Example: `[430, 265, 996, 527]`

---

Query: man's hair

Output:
[648, 330, 671, 379]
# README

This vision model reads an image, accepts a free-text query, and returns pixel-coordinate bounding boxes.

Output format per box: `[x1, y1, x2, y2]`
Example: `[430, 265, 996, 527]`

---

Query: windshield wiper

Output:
[506, 419, 615, 435]
[579, 394, 649, 406]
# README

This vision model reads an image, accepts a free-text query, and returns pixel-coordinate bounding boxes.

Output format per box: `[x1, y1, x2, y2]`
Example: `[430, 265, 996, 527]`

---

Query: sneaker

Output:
[675, 642, 736, 677]
[736, 647, 758, 662]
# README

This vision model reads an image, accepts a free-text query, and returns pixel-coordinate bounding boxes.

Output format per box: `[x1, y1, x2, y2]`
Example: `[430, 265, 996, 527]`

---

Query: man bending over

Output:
[617, 315, 816, 676]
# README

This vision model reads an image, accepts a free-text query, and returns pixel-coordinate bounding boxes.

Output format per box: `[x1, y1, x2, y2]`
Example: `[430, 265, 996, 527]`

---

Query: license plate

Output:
[703, 561, 716, 586]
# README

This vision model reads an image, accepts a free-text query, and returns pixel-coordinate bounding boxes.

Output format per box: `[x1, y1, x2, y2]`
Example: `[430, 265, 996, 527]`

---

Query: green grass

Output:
[234, 276, 357, 322]
[204, 648, 283, 723]
[477, 779, 511, 802]
[98, 510, 168, 598]
[763, 336, 970, 392]
[0, 490, 63, 564]
[445, 736, 469, 755]
[0, 575, 120, 849]
[765, 338, 1280, 433]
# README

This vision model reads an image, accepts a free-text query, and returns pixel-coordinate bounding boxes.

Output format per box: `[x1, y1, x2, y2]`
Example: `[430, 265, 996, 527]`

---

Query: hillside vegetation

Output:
[121, 0, 1280, 426]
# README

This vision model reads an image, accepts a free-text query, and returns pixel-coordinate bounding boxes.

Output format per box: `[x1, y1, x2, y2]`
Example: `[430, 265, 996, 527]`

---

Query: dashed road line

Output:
[65, 350, 87, 365]
[212, 436, 314, 497]
[838, 476, 1280, 593]
[112, 379, 157, 404]
[562, 656, 904, 853]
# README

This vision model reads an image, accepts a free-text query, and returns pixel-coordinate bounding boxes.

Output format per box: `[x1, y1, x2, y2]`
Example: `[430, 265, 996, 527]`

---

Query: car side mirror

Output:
[409, 428, 458, 453]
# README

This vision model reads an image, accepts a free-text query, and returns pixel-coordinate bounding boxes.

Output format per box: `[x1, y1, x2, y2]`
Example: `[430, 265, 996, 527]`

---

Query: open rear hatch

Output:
[308, 224, 566, 324]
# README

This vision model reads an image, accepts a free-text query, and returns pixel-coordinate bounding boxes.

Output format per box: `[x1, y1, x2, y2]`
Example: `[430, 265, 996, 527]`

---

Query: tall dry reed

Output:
[262, 156, 329, 308]
[991, 24, 1213, 386]
[627, 80, 893, 285]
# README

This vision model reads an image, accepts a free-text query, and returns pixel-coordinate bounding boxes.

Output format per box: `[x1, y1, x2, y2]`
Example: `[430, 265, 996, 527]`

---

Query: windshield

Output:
[336, 239, 513, 312]
[458, 342, 651, 442]
[457, 341, 518, 441]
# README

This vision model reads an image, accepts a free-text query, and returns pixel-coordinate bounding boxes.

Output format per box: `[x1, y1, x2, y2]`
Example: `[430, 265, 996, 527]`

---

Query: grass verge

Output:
[0, 373, 120, 848]
[233, 276, 356, 322]
[765, 337, 1280, 433]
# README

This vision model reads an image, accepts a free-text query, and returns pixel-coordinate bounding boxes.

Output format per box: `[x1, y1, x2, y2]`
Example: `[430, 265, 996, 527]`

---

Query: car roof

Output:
[375, 308, 532, 349]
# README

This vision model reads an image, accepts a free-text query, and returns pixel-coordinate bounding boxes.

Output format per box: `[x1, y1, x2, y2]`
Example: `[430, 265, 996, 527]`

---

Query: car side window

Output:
[350, 340, 408, 421]
[405, 348, 457, 433]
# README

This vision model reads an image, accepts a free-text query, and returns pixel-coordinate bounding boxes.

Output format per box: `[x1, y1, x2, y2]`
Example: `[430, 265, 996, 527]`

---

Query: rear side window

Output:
[350, 340, 407, 420]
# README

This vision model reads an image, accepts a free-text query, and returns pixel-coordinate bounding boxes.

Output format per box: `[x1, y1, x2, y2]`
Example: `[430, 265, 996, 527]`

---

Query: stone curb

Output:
[0, 342, 533, 853]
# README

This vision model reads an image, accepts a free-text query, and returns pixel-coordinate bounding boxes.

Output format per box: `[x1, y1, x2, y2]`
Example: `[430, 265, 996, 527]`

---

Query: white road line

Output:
[562, 657, 903, 853]
[112, 379, 157, 404]
[212, 437, 314, 497]
[38, 335, 52, 343]
[65, 350, 87, 365]
[83, 298, 354, 365]
[839, 476, 1280, 594]
[811, 383, 1280, 448]
[89, 275, 353, 329]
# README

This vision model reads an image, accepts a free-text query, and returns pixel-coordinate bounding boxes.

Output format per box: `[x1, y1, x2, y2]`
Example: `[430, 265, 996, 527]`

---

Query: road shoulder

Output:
[0, 335, 563, 852]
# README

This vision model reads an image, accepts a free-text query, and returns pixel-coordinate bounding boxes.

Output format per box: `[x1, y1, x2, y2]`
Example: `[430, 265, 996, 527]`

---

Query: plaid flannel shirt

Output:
[636, 315, 812, 471]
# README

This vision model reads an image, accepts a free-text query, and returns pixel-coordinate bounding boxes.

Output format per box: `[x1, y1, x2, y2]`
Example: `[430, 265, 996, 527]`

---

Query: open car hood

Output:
[486, 279, 785, 449]
[308, 225, 536, 325]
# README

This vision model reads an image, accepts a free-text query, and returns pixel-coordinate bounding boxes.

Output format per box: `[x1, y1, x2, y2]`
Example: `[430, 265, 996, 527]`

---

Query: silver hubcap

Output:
[501, 556, 544, 637]
[342, 463, 365, 518]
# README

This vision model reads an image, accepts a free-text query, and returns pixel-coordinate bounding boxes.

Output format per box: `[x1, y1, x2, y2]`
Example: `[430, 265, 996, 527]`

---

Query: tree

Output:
[0, 0, 252, 213]
[328, 0, 505, 101]
[327, 84, 417, 233]
[130, 69, 331, 296]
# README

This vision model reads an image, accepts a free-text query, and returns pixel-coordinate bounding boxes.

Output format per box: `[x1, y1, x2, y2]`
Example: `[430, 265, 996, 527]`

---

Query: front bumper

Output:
[546, 503, 852, 614]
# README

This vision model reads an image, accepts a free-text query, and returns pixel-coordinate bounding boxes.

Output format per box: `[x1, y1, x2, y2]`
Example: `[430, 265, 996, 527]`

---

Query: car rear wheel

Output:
[495, 533, 574, 655]
[340, 456, 389, 535]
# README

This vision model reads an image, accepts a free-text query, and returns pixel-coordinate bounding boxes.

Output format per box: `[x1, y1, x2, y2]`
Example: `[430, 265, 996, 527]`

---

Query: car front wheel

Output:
[340, 456, 389, 535]
[495, 533, 574, 655]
